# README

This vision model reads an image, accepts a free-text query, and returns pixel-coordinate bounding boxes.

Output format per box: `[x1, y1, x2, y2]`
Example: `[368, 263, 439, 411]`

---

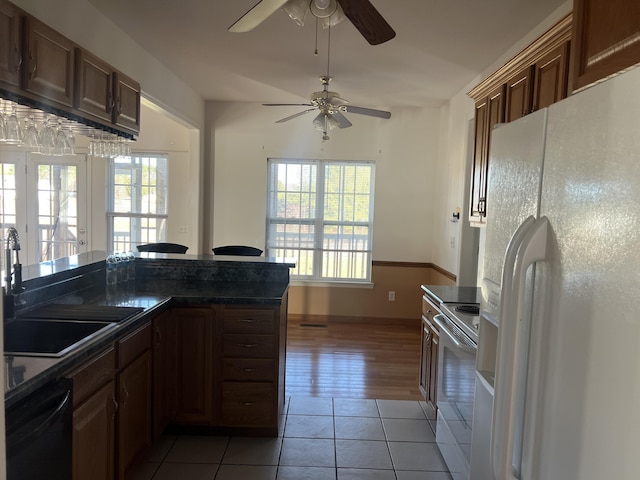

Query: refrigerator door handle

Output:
[492, 217, 549, 480]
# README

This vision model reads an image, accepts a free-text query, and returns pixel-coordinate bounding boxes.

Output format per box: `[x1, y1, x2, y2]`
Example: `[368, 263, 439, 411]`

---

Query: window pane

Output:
[108, 155, 168, 252]
[36, 164, 79, 262]
[266, 158, 374, 282]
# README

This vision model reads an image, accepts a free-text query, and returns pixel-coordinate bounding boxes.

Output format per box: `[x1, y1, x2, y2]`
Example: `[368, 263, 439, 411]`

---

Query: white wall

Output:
[207, 102, 441, 261]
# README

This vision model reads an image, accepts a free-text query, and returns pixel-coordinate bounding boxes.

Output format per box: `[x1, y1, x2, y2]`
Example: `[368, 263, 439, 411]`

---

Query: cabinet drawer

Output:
[221, 382, 274, 427]
[422, 295, 440, 324]
[222, 308, 276, 334]
[222, 358, 275, 381]
[67, 347, 115, 407]
[222, 334, 275, 358]
[118, 322, 152, 368]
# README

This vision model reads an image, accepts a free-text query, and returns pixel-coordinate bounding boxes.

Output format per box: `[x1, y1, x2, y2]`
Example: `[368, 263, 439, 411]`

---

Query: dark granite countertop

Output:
[421, 284, 481, 305]
[4, 252, 294, 407]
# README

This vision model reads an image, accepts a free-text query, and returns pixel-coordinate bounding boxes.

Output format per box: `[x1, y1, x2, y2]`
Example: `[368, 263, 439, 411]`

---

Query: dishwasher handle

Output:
[6, 385, 72, 455]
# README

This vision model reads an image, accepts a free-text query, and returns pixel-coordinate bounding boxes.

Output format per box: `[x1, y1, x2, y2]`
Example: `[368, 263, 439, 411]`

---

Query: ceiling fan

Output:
[229, 0, 396, 46]
[263, 75, 391, 140]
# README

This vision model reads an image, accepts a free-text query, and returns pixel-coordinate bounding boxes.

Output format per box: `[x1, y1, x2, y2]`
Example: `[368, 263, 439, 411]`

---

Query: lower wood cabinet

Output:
[68, 347, 116, 480]
[116, 345, 152, 480]
[152, 310, 177, 437]
[173, 306, 215, 425]
[419, 295, 440, 413]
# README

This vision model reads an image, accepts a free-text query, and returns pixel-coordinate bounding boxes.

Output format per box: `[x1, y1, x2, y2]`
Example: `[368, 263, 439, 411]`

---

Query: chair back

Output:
[137, 243, 188, 254]
[212, 245, 263, 256]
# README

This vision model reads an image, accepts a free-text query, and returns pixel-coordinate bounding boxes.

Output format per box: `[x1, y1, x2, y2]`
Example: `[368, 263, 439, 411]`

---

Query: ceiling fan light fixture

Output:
[312, 113, 326, 130]
[281, 0, 309, 26]
[319, 5, 346, 29]
[310, 0, 338, 18]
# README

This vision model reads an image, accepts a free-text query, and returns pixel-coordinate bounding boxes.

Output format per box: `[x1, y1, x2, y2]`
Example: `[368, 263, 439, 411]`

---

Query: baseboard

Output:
[288, 313, 420, 326]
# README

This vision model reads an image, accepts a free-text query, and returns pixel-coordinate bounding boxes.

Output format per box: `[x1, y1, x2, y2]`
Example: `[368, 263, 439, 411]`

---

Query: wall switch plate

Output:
[388, 291, 396, 301]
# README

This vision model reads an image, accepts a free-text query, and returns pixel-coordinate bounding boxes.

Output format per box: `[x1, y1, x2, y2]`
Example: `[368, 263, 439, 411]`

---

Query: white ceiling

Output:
[86, 0, 567, 108]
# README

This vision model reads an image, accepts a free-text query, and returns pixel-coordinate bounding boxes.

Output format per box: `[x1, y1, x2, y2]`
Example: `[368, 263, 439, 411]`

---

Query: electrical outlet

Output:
[179, 225, 189, 234]
[388, 291, 396, 301]
[450, 235, 456, 248]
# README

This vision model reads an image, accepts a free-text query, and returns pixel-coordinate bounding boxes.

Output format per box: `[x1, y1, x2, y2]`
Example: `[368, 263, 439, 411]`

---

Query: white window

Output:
[107, 155, 168, 252]
[266, 158, 375, 282]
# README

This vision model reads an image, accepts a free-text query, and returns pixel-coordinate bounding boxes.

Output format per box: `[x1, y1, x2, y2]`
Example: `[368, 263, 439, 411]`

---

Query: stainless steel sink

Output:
[4, 319, 117, 358]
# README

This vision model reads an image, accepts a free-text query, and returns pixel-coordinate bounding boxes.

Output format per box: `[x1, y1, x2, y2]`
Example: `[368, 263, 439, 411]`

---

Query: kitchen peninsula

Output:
[4, 251, 293, 479]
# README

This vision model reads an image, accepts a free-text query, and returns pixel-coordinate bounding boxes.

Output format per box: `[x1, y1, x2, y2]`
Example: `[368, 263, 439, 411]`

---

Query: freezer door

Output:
[522, 66, 640, 480]
[481, 108, 547, 323]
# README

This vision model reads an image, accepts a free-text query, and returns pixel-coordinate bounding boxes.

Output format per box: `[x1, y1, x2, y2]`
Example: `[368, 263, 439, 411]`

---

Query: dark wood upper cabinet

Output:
[467, 14, 571, 225]
[23, 15, 74, 108]
[505, 66, 534, 122]
[0, 0, 140, 137]
[75, 48, 114, 123]
[113, 70, 140, 132]
[0, 0, 21, 88]
[571, 0, 640, 91]
[533, 41, 570, 110]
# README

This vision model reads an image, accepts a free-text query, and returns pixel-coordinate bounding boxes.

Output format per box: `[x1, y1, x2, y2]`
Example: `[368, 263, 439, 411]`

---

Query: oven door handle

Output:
[433, 314, 476, 353]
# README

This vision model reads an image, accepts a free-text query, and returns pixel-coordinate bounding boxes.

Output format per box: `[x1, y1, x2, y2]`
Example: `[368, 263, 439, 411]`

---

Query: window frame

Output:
[266, 158, 375, 283]
[106, 154, 169, 253]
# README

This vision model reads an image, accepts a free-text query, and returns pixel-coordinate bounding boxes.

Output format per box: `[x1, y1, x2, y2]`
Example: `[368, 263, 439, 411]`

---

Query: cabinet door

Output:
[73, 381, 116, 480]
[505, 66, 534, 122]
[571, 0, 640, 91]
[0, 0, 21, 88]
[75, 48, 114, 123]
[419, 317, 432, 400]
[533, 41, 570, 111]
[117, 350, 152, 480]
[428, 328, 439, 409]
[153, 310, 177, 437]
[23, 16, 74, 108]
[470, 85, 505, 222]
[174, 307, 215, 425]
[113, 71, 140, 133]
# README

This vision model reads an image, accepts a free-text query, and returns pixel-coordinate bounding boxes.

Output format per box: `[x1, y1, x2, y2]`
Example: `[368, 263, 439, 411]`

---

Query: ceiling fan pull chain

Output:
[314, 17, 319, 55]
[326, 24, 331, 78]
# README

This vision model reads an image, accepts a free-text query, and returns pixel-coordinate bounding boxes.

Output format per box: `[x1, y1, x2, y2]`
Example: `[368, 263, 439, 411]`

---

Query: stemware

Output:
[4, 104, 22, 145]
[23, 116, 40, 151]
[0, 110, 7, 142]
[39, 116, 57, 156]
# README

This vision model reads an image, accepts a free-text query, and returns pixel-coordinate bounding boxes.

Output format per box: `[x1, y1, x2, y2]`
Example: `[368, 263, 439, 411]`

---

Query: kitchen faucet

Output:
[5, 227, 23, 295]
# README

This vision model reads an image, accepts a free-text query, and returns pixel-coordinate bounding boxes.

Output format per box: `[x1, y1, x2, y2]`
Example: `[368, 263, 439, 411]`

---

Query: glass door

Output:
[27, 155, 87, 263]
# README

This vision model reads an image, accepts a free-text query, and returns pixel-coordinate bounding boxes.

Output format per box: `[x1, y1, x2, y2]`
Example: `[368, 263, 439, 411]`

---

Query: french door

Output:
[0, 149, 88, 266]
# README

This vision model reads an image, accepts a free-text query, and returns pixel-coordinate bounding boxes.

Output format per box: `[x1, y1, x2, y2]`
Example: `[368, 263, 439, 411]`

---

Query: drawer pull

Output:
[241, 368, 257, 373]
[241, 402, 256, 406]
[241, 319, 256, 323]
[238, 343, 258, 348]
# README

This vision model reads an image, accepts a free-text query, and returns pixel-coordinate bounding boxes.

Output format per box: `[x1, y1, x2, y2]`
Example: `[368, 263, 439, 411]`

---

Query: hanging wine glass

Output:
[23, 116, 40, 152]
[39, 116, 57, 156]
[0, 108, 7, 143]
[4, 103, 22, 145]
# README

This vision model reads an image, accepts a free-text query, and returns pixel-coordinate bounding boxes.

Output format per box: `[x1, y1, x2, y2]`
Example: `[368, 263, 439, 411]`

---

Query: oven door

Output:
[434, 313, 477, 480]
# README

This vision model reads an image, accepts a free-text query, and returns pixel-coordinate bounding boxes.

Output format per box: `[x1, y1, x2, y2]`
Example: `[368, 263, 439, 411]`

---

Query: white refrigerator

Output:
[470, 64, 640, 480]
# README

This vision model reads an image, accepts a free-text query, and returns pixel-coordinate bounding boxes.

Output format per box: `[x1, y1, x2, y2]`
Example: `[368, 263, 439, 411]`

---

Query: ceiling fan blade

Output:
[336, 0, 396, 45]
[263, 103, 314, 107]
[343, 105, 391, 119]
[229, 0, 289, 33]
[331, 111, 352, 128]
[275, 108, 317, 123]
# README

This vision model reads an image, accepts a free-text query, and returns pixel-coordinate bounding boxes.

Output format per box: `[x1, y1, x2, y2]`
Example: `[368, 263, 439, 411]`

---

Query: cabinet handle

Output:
[112, 395, 118, 419]
[156, 325, 162, 345]
[241, 319, 256, 324]
[29, 55, 36, 80]
[241, 368, 257, 373]
[107, 91, 114, 114]
[238, 343, 258, 348]
[122, 385, 129, 406]
[114, 97, 122, 116]
[241, 402, 256, 407]
[13, 46, 22, 73]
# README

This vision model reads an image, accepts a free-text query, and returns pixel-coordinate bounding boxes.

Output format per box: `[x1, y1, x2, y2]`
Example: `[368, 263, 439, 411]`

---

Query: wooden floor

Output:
[285, 316, 423, 401]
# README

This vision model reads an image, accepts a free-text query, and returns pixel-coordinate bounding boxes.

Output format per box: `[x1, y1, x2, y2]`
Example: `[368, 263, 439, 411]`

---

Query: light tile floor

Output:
[132, 397, 452, 480]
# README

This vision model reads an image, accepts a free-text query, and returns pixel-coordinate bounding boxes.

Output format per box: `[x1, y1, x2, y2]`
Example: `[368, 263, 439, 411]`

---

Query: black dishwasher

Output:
[6, 377, 73, 480]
